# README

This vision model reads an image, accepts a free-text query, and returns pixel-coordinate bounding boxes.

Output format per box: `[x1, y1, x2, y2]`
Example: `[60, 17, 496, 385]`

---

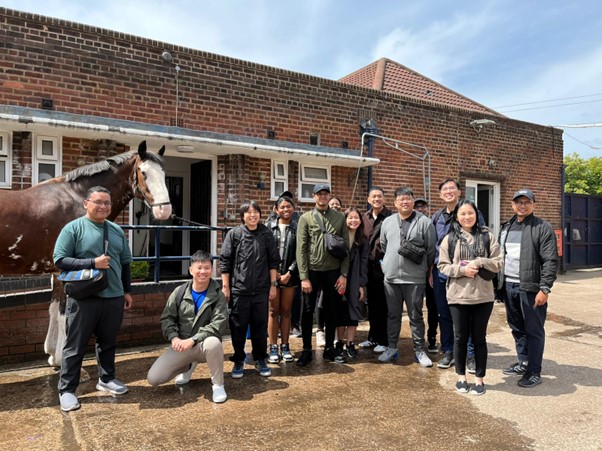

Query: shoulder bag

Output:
[313, 210, 348, 259]
[58, 222, 109, 299]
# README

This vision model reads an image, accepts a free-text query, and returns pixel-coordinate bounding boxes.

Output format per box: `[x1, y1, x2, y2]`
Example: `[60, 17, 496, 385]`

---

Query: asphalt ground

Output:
[0, 269, 601, 451]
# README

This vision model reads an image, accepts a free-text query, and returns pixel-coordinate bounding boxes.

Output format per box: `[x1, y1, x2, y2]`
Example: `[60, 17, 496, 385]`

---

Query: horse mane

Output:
[64, 150, 164, 182]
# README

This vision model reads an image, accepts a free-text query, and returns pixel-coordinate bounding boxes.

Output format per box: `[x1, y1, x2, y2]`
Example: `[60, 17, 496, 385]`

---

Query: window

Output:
[271, 160, 288, 199]
[0, 131, 11, 188]
[34, 136, 61, 184]
[298, 164, 330, 202]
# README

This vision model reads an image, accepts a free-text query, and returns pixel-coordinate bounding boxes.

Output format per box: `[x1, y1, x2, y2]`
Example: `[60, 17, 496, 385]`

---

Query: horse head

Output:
[133, 141, 172, 220]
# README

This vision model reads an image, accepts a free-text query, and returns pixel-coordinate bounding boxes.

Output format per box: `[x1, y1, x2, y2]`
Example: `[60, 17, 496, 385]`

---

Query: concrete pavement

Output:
[0, 269, 601, 450]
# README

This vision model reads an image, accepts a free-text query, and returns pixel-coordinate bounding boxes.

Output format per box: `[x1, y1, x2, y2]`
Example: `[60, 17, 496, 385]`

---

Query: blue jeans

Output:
[432, 267, 474, 357]
[504, 282, 547, 374]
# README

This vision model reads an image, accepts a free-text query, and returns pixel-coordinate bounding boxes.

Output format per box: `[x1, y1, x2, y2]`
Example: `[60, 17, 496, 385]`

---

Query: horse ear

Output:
[158, 146, 166, 157]
[138, 141, 148, 159]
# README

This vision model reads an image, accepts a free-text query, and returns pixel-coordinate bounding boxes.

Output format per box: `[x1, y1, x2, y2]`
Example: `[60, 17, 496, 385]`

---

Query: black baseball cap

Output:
[414, 197, 428, 205]
[512, 189, 535, 202]
[279, 190, 293, 199]
[313, 184, 331, 194]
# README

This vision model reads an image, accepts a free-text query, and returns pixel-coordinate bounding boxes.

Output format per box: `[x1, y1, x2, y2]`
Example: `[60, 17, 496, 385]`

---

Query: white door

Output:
[465, 180, 500, 237]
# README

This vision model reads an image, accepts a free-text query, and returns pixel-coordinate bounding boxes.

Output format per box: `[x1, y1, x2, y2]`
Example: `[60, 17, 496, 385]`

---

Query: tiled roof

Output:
[339, 58, 499, 115]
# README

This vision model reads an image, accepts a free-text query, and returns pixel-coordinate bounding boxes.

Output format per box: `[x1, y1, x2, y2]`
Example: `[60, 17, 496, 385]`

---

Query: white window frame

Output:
[298, 163, 331, 202]
[0, 131, 12, 189]
[33, 135, 62, 184]
[465, 179, 500, 237]
[270, 160, 288, 200]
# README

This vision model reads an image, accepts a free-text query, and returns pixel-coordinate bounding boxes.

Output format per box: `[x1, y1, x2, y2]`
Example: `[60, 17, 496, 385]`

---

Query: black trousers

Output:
[229, 292, 269, 362]
[366, 268, 388, 346]
[425, 280, 438, 342]
[449, 302, 494, 378]
[58, 295, 125, 394]
[301, 269, 341, 350]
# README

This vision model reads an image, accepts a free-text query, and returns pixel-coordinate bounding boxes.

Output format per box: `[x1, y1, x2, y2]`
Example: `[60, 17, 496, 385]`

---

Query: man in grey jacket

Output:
[498, 189, 558, 388]
[379, 187, 436, 367]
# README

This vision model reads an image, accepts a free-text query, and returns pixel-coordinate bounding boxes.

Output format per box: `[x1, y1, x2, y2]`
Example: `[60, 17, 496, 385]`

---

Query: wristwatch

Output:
[271, 280, 279, 287]
[540, 287, 551, 294]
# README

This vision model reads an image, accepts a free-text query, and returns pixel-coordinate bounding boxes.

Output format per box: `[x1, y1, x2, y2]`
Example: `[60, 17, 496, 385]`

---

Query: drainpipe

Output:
[359, 119, 380, 194]
[560, 163, 566, 274]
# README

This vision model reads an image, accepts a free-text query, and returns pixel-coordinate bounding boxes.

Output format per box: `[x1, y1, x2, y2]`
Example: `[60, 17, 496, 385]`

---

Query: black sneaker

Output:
[323, 347, 336, 362]
[296, 349, 312, 367]
[427, 338, 438, 354]
[334, 340, 347, 363]
[346, 342, 358, 360]
[503, 362, 528, 375]
[467, 357, 476, 374]
[518, 372, 542, 388]
[455, 380, 469, 393]
[470, 383, 486, 396]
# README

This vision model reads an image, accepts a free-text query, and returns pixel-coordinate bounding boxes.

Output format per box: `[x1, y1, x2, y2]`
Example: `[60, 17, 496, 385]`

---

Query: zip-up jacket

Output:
[220, 224, 281, 296]
[362, 206, 393, 278]
[497, 213, 558, 293]
[160, 278, 228, 344]
[266, 217, 300, 286]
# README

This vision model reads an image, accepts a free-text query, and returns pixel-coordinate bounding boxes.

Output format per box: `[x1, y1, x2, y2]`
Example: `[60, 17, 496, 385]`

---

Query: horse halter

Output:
[132, 160, 171, 208]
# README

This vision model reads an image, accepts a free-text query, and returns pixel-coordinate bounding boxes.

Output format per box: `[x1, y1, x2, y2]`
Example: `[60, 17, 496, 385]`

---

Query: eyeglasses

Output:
[88, 200, 112, 207]
[396, 197, 414, 203]
[513, 200, 533, 206]
[441, 186, 458, 192]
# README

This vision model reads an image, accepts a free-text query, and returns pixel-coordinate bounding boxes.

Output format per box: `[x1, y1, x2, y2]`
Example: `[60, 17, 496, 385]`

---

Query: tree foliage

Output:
[564, 153, 602, 195]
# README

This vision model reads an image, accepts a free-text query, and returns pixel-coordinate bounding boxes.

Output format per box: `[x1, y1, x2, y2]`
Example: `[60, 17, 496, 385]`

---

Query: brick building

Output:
[0, 8, 564, 362]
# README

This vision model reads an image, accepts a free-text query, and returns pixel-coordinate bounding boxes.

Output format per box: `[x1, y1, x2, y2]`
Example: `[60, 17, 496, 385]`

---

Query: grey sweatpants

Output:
[147, 336, 224, 386]
[384, 282, 426, 352]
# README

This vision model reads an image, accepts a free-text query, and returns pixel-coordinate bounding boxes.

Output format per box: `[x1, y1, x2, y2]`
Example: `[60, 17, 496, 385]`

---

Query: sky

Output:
[3, 0, 602, 159]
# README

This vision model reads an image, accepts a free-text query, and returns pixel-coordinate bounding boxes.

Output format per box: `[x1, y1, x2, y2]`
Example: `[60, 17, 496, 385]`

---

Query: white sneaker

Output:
[212, 384, 227, 403]
[373, 345, 387, 353]
[358, 340, 374, 348]
[175, 362, 198, 385]
[415, 351, 433, 368]
[316, 330, 326, 348]
[59, 392, 80, 412]
[378, 347, 399, 362]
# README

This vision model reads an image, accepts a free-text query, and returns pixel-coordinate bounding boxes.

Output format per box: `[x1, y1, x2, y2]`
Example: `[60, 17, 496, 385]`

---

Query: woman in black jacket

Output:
[265, 196, 300, 363]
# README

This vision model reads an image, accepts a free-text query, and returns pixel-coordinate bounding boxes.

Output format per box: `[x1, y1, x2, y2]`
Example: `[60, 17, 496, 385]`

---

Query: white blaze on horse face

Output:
[139, 160, 172, 220]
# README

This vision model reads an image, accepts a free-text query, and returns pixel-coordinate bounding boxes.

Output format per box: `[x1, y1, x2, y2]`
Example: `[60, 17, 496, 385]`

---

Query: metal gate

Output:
[563, 193, 602, 268]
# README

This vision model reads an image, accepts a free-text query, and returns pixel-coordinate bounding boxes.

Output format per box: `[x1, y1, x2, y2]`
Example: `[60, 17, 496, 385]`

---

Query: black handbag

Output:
[58, 222, 109, 299]
[313, 210, 348, 259]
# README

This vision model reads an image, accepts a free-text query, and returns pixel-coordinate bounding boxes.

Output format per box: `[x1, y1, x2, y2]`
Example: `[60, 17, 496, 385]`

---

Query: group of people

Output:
[54, 180, 558, 412]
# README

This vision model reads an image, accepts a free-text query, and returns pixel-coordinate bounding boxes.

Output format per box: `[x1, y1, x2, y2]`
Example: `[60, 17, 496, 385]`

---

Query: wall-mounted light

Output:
[341, 141, 349, 149]
[41, 98, 54, 110]
[267, 130, 276, 139]
[257, 173, 266, 190]
[161, 50, 173, 63]
[488, 158, 497, 168]
[470, 119, 496, 133]
[176, 145, 194, 153]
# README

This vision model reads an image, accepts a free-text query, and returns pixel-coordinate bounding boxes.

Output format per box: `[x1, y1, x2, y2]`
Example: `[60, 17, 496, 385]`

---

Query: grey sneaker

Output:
[470, 383, 486, 396]
[455, 380, 469, 393]
[415, 351, 433, 368]
[466, 357, 476, 374]
[437, 351, 454, 369]
[59, 392, 80, 412]
[175, 362, 198, 385]
[503, 362, 528, 375]
[96, 378, 128, 395]
[373, 344, 388, 353]
[378, 347, 399, 363]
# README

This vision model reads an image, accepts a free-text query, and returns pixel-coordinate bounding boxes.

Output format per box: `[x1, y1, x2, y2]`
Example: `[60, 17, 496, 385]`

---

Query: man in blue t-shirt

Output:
[54, 186, 133, 412]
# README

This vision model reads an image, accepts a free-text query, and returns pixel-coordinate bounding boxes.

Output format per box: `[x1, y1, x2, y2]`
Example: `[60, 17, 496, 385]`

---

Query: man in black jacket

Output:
[498, 189, 558, 388]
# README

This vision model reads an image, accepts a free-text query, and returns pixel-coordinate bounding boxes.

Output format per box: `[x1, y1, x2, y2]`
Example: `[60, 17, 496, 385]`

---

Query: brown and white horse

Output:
[0, 141, 172, 366]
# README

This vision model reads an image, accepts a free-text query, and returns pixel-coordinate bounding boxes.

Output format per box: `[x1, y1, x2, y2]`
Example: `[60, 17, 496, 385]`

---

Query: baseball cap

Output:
[313, 184, 331, 194]
[512, 189, 535, 202]
[278, 190, 293, 199]
[413, 197, 428, 205]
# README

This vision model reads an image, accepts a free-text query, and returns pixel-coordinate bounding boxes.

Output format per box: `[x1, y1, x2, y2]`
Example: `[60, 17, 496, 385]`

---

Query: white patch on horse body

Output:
[9, 253, 22, 260]
[8, 234, 23, 251]
[140, 160, 172, 220]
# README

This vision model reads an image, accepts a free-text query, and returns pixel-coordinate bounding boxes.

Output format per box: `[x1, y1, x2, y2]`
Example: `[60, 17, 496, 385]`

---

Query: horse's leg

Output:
[44, 300, 60, 367]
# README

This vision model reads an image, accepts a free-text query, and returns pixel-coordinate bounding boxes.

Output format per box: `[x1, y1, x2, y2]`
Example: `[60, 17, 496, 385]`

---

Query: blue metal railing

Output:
[121, 224, 230, 282]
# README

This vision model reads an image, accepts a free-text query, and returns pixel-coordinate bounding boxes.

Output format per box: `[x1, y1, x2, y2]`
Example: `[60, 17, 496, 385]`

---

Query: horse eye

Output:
[140, 170, 147, 178]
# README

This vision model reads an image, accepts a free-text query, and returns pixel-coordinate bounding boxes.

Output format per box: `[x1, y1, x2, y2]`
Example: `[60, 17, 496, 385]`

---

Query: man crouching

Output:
[147, 250, 228, 403]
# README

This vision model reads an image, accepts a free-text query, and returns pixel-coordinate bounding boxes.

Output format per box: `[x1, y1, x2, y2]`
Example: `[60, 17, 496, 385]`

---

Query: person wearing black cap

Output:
[296, 183, 350, 366]
[498, 189, 558, 388]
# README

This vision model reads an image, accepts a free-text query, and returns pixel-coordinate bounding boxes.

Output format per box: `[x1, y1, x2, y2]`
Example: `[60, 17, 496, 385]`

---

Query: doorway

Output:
[465, 180, 500, 236]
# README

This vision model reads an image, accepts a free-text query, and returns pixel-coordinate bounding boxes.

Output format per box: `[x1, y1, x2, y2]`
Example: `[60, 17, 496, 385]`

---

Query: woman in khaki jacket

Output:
[438, 199, 503, 396]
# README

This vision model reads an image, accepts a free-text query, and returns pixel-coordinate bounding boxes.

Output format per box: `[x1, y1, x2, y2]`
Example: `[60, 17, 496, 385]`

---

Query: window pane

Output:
[0, 136, 3, 149]
[301, 183, 314, 199]
[276, 164, 285, 177]
[38, 163, 55, 182]
[275, 181, 284, 194]
[0, 161, 5, 183]
[304, 167, 327, 180]
[41, 140, 54, 156]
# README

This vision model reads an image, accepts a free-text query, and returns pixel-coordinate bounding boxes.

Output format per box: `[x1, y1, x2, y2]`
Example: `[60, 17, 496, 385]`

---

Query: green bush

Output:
[130, 261, 150, 280]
